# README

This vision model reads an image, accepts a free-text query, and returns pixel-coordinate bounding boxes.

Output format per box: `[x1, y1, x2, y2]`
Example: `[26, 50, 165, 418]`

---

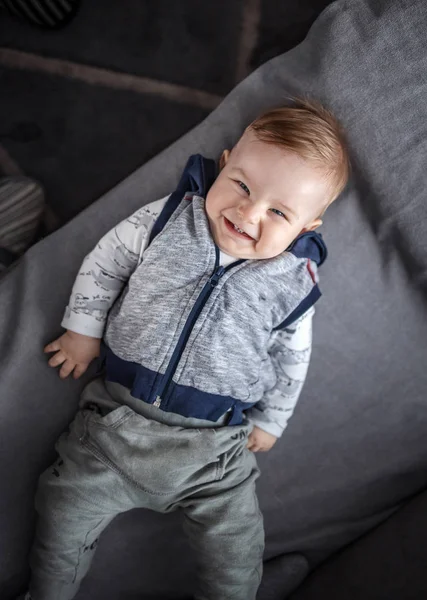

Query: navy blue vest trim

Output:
[274, 284, 322, 331]
[148, 189, 182, 245]
[287, 230, 328, 266]
[100, 343, 251, 425]
[149, 154, 217, 245]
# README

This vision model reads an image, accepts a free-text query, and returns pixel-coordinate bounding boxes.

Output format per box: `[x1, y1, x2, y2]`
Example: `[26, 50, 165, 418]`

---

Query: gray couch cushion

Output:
[1, 0, 427, 598]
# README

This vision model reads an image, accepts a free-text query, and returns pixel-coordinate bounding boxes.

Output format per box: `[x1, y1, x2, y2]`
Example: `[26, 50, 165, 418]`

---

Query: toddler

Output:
[23, 98, 349, 600]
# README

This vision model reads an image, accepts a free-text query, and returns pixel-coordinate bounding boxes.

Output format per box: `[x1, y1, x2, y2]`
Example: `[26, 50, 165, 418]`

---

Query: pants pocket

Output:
[84, 403, 135, 428]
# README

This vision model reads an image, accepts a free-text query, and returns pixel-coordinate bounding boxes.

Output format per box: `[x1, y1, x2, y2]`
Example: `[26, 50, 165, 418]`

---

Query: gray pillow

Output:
[1, 0, 426, 598]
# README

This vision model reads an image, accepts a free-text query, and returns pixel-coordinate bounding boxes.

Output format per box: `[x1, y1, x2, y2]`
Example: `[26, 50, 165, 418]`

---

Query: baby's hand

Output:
[247, 426, 277, 452]
[44, 330, 101, 380]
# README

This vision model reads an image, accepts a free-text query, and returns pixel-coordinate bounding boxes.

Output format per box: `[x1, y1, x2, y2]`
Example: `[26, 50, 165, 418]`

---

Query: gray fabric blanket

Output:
[1, 0, 427, 598]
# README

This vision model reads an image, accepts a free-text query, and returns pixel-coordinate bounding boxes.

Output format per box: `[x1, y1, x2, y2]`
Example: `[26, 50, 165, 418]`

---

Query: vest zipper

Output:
[153, 248, 244, 408]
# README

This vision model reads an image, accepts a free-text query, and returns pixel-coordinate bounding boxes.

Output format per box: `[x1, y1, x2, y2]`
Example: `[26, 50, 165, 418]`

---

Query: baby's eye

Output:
[237, 181, 250, 195]
[269, 208, 287, 219]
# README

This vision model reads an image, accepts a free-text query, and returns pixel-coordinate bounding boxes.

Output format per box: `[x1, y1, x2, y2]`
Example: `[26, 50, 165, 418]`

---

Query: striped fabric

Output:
[0, 176, 44, 271]
[0, 0, 80, 28]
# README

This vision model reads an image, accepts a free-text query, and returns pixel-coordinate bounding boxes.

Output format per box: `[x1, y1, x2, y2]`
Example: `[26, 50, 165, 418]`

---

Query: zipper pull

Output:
[209, 266, 225, 287]
[153, 396, 162, 408]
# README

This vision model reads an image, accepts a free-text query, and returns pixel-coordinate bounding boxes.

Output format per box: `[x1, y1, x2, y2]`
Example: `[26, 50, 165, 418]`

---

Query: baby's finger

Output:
[73, 363, 87, 379]
[59, 359, 75, 379]
[44, 340, 61, 353]
[48, 351, 67, 367]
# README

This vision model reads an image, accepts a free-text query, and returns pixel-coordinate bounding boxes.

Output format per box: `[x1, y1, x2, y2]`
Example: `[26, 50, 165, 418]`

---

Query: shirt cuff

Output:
[247, 410, 285, 438]
[61, 308, 105, 338]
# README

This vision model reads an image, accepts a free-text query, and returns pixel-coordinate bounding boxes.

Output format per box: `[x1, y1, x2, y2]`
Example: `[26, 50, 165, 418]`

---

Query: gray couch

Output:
[291, 486, 427, 600]
[1, 0, 426, 598]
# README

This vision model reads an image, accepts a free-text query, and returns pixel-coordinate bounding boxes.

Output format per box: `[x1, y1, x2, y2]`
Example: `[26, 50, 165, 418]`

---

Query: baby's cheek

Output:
[268, 226, 296, 255]
[256, 233, 288, 259]
[208, 180, 236, 212]
[204, 191, 216, 219]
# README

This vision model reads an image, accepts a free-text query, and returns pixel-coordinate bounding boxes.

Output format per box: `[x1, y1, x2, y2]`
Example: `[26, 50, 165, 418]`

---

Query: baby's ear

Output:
[219, 149, 230, 170]
[299, 218, 323, 234]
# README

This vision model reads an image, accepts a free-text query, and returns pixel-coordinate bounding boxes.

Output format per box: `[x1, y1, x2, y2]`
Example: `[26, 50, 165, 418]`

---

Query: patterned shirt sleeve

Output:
[61, 196, 169, 338]
[247, 307, 314, 438]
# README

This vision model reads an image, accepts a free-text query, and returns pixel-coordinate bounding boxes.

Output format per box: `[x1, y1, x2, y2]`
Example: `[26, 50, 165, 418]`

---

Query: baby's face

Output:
[205, 130, 331, 260]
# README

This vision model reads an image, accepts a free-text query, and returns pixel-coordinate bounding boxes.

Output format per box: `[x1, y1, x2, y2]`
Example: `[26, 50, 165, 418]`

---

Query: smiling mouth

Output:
[223, 217, 255, 240]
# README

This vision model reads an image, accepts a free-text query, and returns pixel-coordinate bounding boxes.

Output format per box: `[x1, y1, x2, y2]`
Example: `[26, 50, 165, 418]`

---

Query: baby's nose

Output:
[238, 202, 261, 224]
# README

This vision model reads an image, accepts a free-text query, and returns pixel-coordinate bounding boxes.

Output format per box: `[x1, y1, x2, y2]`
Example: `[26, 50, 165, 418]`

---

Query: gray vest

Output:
[104, 195, 317, 409]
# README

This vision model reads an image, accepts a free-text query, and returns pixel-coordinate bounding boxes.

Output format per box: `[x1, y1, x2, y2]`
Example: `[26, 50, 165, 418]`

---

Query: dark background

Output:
[0, 0, 333, 231]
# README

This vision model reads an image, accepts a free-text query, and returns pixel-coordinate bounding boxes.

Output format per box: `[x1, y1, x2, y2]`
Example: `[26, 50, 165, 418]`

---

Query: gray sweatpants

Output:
[29, 377, 264, 600]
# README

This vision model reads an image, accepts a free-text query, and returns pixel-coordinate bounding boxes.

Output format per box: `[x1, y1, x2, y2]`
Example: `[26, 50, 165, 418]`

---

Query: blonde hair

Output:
[248, 98, 350, 206]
